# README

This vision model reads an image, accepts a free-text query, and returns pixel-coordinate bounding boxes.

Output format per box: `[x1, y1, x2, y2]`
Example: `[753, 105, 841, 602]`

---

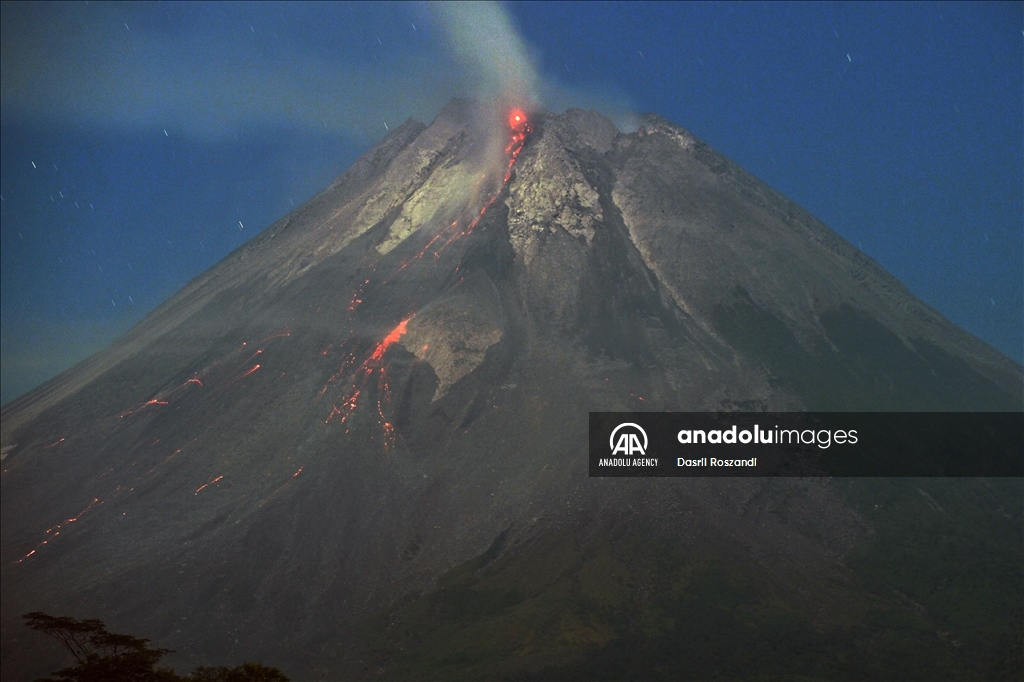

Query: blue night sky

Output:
[1, 1, 1021, 405]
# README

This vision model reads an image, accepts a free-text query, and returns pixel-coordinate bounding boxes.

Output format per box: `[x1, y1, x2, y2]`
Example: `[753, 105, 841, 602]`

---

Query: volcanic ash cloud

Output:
[432, 1, 541, 171]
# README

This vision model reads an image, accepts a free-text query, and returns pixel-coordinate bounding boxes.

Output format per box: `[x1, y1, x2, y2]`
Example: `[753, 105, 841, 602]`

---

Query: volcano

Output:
[2, 100, 1021, 680]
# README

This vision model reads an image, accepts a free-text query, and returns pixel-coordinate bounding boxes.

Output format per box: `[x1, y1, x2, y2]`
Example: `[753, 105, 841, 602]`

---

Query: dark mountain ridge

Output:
[2, 100, 1020, 680]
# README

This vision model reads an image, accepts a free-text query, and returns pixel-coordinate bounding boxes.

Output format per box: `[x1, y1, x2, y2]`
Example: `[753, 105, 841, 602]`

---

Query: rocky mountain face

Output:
[2, 100, 1021, 680]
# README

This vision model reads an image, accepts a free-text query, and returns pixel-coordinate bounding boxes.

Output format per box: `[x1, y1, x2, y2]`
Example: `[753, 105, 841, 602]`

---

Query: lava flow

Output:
[323, 108, 532, 447]
[505, 108, 531, 182]
[17, 497, 101, 562]
[118, 373, 203, 420]
[194, 474, 224, 495]
[323, 315, 413, 446]
[348, 108, 532, 312]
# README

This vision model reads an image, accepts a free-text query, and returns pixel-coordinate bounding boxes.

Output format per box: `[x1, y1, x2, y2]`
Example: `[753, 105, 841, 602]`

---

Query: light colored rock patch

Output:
[351, 126, 462, 244]
[401, 288, 503, 401]
[376, 161, 478, 255]
[505, 133, 602, 266]
[641, 118, 698, 151]
[266, 119, 466, 287]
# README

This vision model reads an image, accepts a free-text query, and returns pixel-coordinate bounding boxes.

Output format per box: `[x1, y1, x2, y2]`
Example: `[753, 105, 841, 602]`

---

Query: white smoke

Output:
[431, 2, 541, 114]
[431, 2, 637, 138]
[1, 2, 635, 145]
[0, 3, 459, 143]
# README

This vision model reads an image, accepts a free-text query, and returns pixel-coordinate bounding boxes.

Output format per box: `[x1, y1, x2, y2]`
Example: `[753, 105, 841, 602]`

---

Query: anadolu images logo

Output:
[610, 423, 648, 456]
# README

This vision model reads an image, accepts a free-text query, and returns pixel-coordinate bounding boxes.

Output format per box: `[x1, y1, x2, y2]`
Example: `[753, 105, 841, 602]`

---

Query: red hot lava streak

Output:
[18, 497, 101, 562]
[370, 317, 410, 362]
[326, 108, 533, 446]
[504, 107, 532, 182]
[324, 315, 413, 440]
[348, 111, 531, 314]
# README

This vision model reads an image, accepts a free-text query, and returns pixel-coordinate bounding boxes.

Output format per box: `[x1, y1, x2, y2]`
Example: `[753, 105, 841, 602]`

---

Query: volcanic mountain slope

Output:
[2, 100, 1021, 680]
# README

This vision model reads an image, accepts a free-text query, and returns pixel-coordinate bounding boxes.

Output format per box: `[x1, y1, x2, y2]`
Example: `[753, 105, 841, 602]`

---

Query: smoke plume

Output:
[432, 2, 540, 113]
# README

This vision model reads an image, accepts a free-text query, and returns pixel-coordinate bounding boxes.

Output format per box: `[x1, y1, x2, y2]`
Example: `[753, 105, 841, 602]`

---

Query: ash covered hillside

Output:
[2, 101, 1021, 681]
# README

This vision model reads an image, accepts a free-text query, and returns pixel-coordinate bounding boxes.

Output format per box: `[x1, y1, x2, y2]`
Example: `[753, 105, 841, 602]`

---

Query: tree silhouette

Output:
[24, 613, 289, 682]
[24, 612, 178, 681]
[184, 663, 290, 681]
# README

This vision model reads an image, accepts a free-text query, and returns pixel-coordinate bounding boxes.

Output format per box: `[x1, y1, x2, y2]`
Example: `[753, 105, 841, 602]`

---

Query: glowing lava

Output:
[18, 498, 101, 562]
[218, 364, 261, 392]
[259, 328, 292, 344]
[118, 398, 169, 419]
[348, 112, 532, 313]
[259, 466, 306, 507]
[117, 373, 203, 419]
[508, 108, 528, 131]
[194, 475, 224, 495]
[503, 107, 532, 182]
[325, 108, 533, 447]
[324, 315, 413, 443]
[370, 317, 410, 362]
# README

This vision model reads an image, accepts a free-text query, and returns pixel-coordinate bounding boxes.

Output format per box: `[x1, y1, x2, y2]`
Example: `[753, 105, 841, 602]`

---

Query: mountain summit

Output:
[2, 101, 1021, 680]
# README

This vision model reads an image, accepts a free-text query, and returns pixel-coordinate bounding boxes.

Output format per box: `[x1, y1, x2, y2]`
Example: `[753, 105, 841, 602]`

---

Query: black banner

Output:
[589, 412, 1023, 477]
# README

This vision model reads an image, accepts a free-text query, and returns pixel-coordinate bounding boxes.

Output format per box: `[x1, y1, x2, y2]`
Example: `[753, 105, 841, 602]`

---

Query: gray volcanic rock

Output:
[1, 101, 1020, 680]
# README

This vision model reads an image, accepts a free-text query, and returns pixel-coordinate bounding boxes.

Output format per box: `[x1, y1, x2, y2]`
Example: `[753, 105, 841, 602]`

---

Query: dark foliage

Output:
[24, 613, 289, 682]
[184, 663, 290, 682]
[24, 612, 177, 682]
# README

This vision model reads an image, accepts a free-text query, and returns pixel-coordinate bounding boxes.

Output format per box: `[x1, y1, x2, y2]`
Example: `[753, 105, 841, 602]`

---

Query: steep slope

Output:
[2, 102, 1020, 680]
